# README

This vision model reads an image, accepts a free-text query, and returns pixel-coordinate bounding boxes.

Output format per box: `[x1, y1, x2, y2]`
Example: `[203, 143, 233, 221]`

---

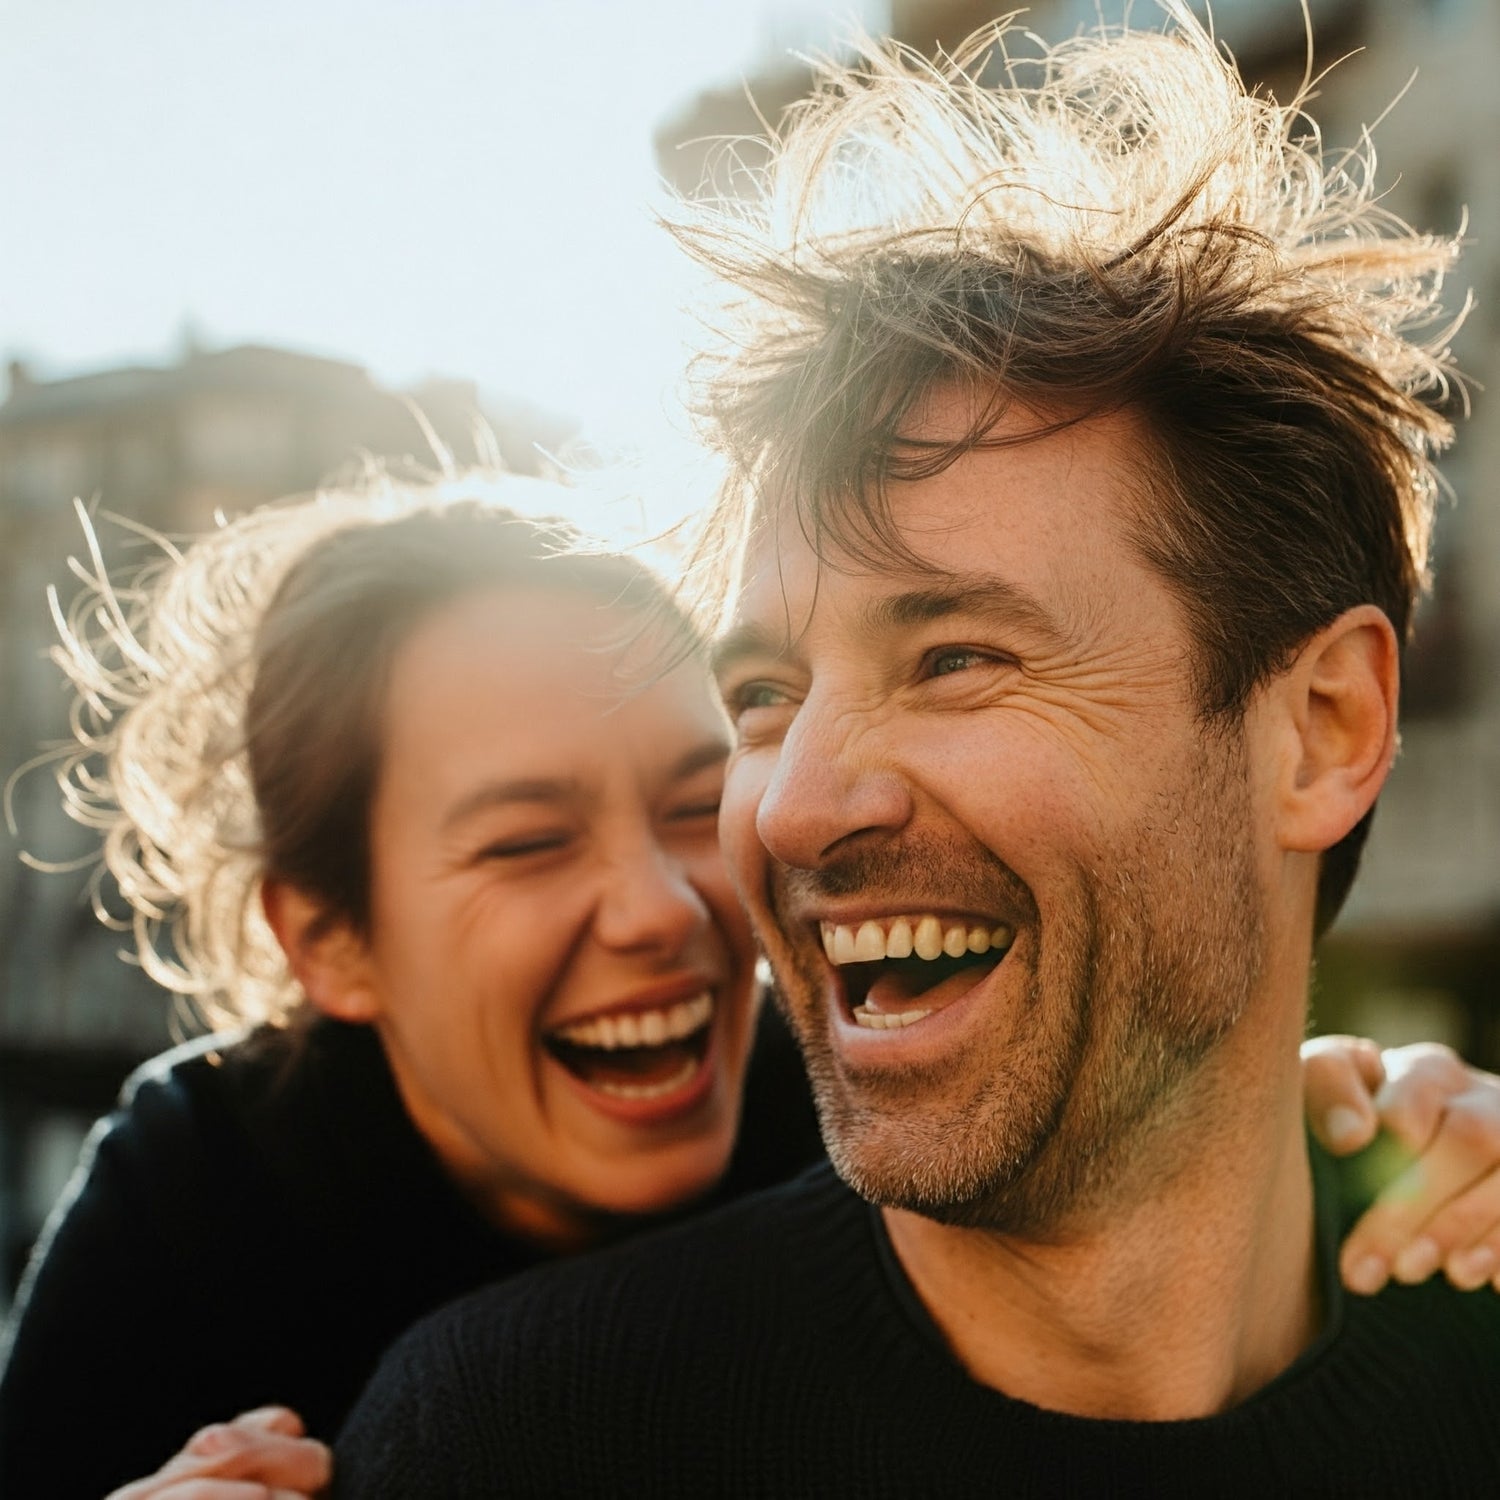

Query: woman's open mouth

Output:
[544, 992, 715, 1101]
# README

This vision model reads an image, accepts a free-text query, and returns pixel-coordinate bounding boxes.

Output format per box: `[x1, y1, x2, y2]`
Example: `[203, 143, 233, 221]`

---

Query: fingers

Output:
[1371, 1043, 1475, 1154]
[1403, 1165, 1500, 1290]
[184, 1406, 307, 1455]
[105, 1407, 331, 1500]
[1341, 1063, 1500, 1297]
[1301, 1034, 1386, 1154]
[110, 1483, 311, 1499]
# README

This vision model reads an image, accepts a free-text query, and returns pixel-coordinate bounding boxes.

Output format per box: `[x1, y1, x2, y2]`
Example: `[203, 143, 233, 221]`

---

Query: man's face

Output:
[713, 397, 1270, 1233]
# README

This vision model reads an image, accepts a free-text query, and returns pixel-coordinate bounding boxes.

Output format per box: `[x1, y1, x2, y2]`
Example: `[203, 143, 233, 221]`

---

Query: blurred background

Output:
[1, 0, 1496, 1307]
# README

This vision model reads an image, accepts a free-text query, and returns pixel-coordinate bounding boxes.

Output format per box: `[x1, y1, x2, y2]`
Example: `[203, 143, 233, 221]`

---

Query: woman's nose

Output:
[594, 839, 710, 956]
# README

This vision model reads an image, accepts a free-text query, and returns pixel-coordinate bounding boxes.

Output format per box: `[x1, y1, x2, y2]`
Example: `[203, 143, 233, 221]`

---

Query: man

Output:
[334, 7, 1500, 1494]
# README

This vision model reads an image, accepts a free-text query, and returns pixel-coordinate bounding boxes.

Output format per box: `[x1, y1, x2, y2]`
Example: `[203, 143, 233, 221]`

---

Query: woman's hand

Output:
[104, 1405, 331, 1499]
[1303, 1036, 1500, 1295]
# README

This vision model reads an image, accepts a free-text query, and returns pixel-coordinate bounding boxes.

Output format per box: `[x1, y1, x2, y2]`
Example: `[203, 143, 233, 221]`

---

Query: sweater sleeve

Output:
[0, 1046, 273, 1499]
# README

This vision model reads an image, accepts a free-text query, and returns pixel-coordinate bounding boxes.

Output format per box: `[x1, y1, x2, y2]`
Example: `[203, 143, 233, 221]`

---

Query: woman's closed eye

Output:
[476, 830, 573, 861]
[667, 797, 721, 823]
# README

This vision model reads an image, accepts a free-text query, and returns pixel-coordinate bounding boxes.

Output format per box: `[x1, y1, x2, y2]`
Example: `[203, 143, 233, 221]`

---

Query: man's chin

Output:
[817, 1104, 1063, 1233]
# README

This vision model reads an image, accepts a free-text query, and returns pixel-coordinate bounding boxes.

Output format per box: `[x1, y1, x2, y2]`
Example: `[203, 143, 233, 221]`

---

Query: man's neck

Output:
[881, 1051, 1320, 1421]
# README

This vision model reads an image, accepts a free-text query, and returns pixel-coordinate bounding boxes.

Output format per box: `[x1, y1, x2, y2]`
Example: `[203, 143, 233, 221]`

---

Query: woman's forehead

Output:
[375, 589, 722, 802]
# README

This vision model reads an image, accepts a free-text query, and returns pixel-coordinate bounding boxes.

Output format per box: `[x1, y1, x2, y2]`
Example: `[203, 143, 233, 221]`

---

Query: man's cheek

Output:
[718, 759, 772, 905]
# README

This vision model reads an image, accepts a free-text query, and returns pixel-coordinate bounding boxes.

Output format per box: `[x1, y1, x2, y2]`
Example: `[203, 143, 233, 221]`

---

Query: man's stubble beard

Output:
[761, 731, 1266, 1236]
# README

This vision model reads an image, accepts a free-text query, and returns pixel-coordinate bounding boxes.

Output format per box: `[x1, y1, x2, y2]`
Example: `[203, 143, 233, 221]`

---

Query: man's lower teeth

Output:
[853, 1006, 932, 1030]
[593, 1057, 698, 1099]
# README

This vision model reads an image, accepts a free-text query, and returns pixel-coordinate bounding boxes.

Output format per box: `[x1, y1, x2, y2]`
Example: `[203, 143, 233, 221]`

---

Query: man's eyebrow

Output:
[709, 623, 789, 679]
[862, 576, 1068, 643]
[711, 577, 1069, 674]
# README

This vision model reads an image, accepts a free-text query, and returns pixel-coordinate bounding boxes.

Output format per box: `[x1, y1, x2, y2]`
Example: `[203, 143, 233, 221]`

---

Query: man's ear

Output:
[1273, 604, 1399, 854]
[261, 879, 382, 1022]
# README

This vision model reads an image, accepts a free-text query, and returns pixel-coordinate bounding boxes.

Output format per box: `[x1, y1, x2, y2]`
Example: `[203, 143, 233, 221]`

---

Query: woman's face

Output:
[338, 584, 759, 1245]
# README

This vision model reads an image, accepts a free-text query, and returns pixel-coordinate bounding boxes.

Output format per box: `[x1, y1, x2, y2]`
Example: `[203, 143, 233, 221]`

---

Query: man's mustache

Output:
[768, 838, 1039, 926]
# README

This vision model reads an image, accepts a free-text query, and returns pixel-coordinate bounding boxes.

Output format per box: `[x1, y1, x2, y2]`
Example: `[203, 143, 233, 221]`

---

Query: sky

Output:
[0, 0, 886, 456]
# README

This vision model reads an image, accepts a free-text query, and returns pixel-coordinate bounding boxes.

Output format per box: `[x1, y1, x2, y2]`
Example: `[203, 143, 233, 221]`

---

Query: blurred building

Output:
[658, 0, 1500, 1059]
[0, 341, 571, 1298]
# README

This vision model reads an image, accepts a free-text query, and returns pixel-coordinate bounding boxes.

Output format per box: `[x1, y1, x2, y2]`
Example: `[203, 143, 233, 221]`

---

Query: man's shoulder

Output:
[423, 1159, 853, 1342]
[1351, 1269, 1500, 1368]
[334, 1163, 885, 1494]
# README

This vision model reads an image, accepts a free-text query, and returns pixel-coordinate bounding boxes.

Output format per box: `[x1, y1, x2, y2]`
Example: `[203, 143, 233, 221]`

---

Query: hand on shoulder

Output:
[1303, 1035, 1500, 1295]
[104, 1405, 330, 1500]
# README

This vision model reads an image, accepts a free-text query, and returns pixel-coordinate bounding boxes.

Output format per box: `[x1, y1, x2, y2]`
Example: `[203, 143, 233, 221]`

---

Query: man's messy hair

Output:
[673, 1, 1465, 935]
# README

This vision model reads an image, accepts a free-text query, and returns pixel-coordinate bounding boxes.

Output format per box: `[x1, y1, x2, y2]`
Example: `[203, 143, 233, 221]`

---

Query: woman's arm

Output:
[0, 1040, 330, 1499]
[1303, 1036, 1500, 1293]
[104, 1407, 331, 1500]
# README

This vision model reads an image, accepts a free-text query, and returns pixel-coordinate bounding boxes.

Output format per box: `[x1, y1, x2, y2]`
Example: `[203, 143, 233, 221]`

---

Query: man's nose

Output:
[595, 838, 710, 956]
[754, 695, 912, 870]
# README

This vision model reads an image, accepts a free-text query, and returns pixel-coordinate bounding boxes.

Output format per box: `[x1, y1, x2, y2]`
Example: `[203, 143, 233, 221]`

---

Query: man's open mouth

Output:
[820, 916, 1014, 1029]
[544, 992, 714, 1100]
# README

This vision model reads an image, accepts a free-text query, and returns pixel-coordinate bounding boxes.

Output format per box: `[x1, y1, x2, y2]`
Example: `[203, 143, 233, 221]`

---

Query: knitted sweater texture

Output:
[336, 1157, 1500, 1499]
[0, 1010, 820, 1500]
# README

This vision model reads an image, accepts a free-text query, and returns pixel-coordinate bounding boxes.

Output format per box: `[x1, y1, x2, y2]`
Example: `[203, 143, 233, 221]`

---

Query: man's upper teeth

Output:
[552, 992, 712, 1050]
[820, 917, 1014, 965]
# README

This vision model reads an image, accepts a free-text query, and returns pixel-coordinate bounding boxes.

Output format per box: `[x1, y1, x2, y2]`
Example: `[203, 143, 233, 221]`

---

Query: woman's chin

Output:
[582, 1134, 740, 1223]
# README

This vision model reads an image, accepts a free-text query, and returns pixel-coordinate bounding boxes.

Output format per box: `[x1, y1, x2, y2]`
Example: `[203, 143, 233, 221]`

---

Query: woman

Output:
[0, 478, 821, 1498]
[0, 476, 1493, 1500]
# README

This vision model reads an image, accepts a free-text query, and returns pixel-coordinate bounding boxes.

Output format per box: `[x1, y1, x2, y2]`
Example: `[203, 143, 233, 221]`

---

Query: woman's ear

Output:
[261, 879, 382, 1022]
[1274, 605, 1400, 855]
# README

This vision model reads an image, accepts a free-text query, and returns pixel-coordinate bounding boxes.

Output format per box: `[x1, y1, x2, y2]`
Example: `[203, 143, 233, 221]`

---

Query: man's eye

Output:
[723, 680, 790, 717]
[926, 647, 992, 677]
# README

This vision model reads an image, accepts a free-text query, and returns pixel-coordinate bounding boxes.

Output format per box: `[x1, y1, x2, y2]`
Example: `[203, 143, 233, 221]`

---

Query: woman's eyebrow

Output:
[440, 744, 727, 831]
[669, 740, 731, 782]
[440, 778, 580, 832]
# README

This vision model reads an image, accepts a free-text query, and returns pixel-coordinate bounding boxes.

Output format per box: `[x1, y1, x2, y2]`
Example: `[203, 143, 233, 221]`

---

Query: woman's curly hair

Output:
[22, 473, 687, 1031]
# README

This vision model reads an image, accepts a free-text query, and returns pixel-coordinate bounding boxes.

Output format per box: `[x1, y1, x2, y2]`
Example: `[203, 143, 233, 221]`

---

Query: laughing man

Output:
[336, 8, 1500, 1494]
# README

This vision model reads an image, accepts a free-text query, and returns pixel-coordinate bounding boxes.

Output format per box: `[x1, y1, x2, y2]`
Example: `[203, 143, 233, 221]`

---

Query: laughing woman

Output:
[0, 477, 1496, 1500]
[0, 480, 821, 1499]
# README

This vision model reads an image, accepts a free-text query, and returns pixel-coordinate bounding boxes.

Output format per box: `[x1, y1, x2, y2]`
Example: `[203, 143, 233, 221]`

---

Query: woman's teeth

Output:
[551, 992, 712, 1051]
[820, 916, 1013, 964]
[593, 1057, 699, 1100]
[546, 993, 715, 1102]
